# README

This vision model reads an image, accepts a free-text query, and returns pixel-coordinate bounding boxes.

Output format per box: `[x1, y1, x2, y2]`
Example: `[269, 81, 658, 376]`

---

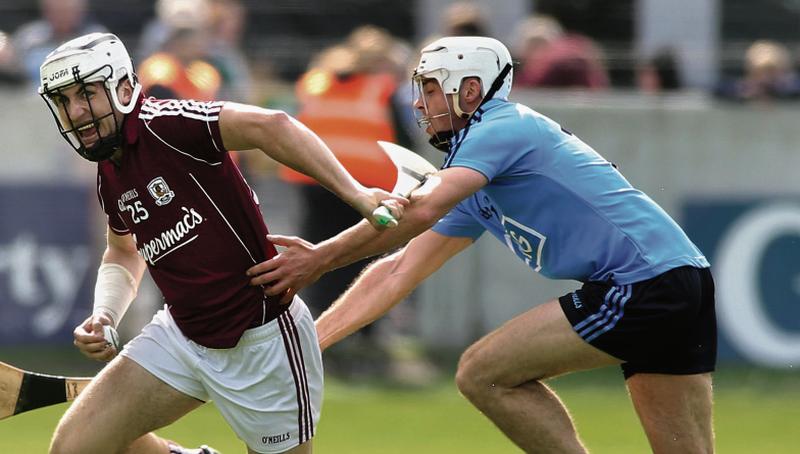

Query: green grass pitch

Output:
[0, 366, 798, 453]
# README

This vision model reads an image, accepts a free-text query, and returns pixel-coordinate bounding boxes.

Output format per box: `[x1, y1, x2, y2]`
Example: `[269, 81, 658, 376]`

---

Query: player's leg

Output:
[626, 372, 714, 454]
[455, 299, 621, 453]
[49, 355, 203, 454]
[205, 297, 322, 454]
[623, 266, 717, 453]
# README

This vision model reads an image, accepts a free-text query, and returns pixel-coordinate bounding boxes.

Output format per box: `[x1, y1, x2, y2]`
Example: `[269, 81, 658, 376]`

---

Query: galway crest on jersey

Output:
[147, 176, 175, 206]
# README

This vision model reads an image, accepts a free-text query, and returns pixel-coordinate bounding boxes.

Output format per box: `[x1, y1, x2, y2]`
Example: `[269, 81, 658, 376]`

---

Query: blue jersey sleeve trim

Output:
[431, 222, 485, 240]
[432, 203, 486, 240]
[445, 163, 492, 181]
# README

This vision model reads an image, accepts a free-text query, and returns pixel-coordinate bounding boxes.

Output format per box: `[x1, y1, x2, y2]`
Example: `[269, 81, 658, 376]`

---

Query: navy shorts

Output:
[558, 266, 717, 378]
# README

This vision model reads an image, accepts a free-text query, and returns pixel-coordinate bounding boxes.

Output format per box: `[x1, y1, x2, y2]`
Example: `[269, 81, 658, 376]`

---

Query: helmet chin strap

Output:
[78, 132, 122, 162]
[428, 130, 456, 152]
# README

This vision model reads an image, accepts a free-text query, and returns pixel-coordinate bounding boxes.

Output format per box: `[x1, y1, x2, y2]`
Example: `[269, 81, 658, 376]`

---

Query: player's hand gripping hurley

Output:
[372, 141, 438, 227]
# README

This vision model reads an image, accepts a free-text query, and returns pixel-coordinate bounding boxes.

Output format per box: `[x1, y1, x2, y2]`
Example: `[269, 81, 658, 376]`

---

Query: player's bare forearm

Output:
[74, 230, 143, 361]
[250, 210, 431, 298]
[249, 168, 483, 299]
[316, 249, 411, 350]
[104, 228, 146, 286]
[316, 231, 473, 350]
[318, 171, 479, 268]
[318, 208, 438, 271]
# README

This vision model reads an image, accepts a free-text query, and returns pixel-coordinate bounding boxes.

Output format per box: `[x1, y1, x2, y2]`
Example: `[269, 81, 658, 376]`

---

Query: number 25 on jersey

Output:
[123, 200, 149, 224]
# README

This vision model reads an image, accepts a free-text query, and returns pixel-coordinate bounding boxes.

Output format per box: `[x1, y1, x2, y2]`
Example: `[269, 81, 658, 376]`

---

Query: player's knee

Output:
[49, 416, 73, 454]
[49, 430, 85, 454]
[455, 370, 481, 404]
[455, 349, 493, 401]
[50, 415, 108, 454]
[50, 431, 121, 454]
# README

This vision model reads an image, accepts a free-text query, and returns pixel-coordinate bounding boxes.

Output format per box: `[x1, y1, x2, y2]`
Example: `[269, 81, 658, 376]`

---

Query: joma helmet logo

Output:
[48, 68, 70, 82]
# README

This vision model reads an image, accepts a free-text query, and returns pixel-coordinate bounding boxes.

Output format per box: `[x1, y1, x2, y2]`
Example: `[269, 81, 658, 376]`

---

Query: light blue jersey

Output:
[432, 99, 709, 285]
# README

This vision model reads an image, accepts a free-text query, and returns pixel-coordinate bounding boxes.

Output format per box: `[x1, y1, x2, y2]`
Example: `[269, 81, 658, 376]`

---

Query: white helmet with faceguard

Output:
[413, 36, 514, 150]
[39, 33, 142, 162]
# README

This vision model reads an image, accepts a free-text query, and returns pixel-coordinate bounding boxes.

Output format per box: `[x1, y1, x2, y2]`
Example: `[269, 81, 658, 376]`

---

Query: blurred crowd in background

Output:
[3, 0, 800, 105]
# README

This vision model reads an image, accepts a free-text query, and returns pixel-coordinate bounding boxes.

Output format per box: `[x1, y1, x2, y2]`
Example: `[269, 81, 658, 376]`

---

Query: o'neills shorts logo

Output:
[147, 176, 175, 206]
[262, 432, 291, 445]
[138, 207, 203, 265]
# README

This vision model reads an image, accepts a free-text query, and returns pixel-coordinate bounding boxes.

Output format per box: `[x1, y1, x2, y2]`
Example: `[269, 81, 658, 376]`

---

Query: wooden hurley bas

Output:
[0, 361, 91, 421]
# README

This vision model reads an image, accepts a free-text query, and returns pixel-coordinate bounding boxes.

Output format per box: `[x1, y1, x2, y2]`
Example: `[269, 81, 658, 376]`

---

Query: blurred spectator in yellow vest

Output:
[280, 27, 413, 376]
[282, 26, 414, 188]
[137, 27, 222, 101]
[280, 43, 398, 189]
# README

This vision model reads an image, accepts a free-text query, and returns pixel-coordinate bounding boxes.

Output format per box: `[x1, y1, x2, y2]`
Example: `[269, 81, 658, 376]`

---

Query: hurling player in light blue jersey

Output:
[252, 36, 717, 454]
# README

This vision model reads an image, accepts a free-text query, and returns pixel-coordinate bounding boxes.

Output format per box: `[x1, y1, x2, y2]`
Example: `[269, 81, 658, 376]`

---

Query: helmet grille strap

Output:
[452, 62, 513, 120]
[478, 63, 513, 109]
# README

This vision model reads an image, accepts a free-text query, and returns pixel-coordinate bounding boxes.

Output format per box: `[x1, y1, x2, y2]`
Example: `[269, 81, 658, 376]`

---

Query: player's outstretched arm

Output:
[316, 166, 488, 270]
[316, 230, 472, 350]
[73, 228, 145, 362]
[248, 167, 487, 303]
[217, 102, 406, 228]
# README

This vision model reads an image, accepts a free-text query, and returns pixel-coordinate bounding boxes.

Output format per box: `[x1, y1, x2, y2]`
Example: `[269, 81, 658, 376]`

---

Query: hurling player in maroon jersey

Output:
[38, 33, 405, 454]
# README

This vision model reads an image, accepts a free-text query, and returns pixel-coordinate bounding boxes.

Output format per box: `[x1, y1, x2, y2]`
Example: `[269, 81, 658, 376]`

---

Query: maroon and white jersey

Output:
[97, 96, 286, 348]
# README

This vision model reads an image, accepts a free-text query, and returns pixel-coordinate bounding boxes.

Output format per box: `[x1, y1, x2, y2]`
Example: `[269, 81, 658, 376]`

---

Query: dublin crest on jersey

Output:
[147, 176, 175, 206]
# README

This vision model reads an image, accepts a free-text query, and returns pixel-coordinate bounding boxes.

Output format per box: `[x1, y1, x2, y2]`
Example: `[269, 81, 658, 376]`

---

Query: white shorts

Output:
[121, 297, 323, 453]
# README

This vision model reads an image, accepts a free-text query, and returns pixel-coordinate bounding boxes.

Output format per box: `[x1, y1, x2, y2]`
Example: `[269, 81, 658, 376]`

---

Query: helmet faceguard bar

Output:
[411, 76, 459, 152]
[40, 65, 122, 162]
[411, 73, 452, 128]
